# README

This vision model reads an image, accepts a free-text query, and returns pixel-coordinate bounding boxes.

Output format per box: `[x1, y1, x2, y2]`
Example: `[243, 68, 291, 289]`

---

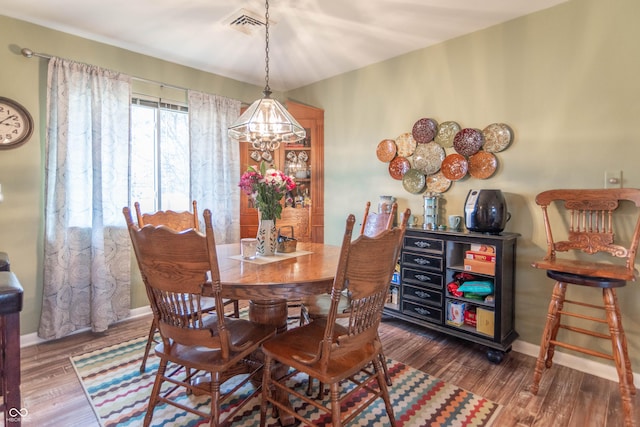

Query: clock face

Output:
[0, 97, 34, 149]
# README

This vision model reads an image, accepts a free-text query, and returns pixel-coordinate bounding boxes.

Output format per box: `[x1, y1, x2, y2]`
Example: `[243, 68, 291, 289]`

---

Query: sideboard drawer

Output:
[404, 235, 444, 254]
[403, 267, 443, 289]
[402, 300, 442, 323]
[403, 284, 443, 307]
[401, 252, 443, 272]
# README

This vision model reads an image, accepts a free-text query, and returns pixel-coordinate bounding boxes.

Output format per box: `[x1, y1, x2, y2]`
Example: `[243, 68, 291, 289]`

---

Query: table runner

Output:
[228, 249, 313, 265]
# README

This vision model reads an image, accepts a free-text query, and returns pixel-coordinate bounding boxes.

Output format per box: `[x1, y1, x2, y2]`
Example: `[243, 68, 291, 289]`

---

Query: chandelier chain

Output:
[264, 0, 270, 93]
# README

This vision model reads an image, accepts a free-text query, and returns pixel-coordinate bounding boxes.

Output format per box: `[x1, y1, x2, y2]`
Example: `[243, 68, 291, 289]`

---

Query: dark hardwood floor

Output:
[17, 309, 638, 426]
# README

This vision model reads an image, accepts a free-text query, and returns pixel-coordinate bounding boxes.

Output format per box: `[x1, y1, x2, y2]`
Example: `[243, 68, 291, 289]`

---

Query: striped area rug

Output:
[71, 336, 501, 426]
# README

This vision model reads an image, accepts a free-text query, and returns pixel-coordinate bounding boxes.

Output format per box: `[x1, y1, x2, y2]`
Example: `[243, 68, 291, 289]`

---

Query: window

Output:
[130, 98, 190, 211]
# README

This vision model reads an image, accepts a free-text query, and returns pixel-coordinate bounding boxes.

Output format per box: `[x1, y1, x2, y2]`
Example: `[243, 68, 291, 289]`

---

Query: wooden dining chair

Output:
[531, 188, 640, 427]
[123, 207, 276, 427]
[133, 201, 239, 373]
[276, 206, 314, 322]
[300, 201, 399, 323]
[259, 213, 406, 427]
[135, 200, 201, 232]
[299, 202, 406, 394]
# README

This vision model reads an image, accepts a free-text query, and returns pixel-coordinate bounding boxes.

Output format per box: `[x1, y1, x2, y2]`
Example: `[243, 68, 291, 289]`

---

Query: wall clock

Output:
[0, 96, 34, 150]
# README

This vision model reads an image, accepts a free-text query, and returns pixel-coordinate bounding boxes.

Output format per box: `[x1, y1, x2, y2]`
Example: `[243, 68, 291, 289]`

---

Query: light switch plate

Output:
[604, 170, 622, 188]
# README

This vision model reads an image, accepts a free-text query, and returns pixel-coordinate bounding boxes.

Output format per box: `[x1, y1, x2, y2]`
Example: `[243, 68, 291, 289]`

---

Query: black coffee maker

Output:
[464, 189, 510, 234]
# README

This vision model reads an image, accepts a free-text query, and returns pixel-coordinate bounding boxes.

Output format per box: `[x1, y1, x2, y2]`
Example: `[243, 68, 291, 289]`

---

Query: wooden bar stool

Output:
[531, 189, 640, 427]
[0, 270, 24, 426]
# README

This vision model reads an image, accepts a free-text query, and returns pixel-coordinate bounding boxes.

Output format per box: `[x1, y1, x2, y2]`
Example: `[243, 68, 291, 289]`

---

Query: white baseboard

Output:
[19, 306, 152, 348]
[512, 339, 640, 386]
[20, 310, 639, 387]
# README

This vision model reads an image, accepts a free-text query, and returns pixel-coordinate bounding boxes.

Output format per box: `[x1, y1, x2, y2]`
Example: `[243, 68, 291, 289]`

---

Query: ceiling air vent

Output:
[227, 8, 267, 35]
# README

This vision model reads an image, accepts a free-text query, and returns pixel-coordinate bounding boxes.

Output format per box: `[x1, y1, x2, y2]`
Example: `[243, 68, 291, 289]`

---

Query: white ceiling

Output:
[2, 0, 567, 91]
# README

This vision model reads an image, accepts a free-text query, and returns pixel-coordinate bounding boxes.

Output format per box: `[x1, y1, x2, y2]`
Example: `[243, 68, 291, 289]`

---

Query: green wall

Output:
[1, 0, 639, 372]
[287, 0, 640, 368]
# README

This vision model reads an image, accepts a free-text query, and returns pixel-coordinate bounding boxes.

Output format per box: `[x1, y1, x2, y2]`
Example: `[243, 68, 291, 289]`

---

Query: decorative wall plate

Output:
[395, 132, 417, 157]
[426, 171, 452, 193]
[412, 118, 438, 144]
[468, 151, 498, 179]
[434, 121, 461, 148]
[376, 139, 397, 162]
[412, 142, 445, 175]
[453, 128, 484, 157]
[402, 169, 426, 194]
[388, 156, 411, 180]
[482, 123, 513, 153]
[440, 153, 468, 181]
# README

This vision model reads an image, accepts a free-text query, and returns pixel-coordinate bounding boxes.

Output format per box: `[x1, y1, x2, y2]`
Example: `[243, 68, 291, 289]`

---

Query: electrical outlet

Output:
[604, 170, 622, 188]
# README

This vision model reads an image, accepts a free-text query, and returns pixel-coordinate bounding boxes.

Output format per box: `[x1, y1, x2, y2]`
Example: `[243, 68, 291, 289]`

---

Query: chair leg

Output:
[144, 358, 168, 427]
[210, 371, 222, 427]
[610, 290, 636, 395]
[379, 351, 392, 386]
[330, 382, 342, 427]
[140, 318, 158, 373]
[232, 300, 240, 317]
[306, 376, 316, 397]
[603, 289, 636, 427]
[531, 281, 566, 394]
[544, 282, 566, 368]
[373, 353, 397, 426]
[259, 355, 273, 427]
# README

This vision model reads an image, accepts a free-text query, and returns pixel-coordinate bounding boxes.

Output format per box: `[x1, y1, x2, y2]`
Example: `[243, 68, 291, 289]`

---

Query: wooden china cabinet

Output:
[239, 101, 324, 243]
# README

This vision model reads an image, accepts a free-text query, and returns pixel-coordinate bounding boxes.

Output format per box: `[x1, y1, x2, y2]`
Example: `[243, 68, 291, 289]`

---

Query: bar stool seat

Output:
[0, 271, 24, 426]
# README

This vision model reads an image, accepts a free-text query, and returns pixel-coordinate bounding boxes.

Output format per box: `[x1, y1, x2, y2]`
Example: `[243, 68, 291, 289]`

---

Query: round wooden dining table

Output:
[215, 241, 341, 331]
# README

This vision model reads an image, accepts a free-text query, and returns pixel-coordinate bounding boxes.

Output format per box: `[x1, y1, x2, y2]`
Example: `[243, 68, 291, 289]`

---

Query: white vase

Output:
[256, 219, 277, 256]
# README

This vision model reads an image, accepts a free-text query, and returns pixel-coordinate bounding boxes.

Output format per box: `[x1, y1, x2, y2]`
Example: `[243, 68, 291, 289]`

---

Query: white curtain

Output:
[39, 58, 132, 339]
[188, 90, 241, 243]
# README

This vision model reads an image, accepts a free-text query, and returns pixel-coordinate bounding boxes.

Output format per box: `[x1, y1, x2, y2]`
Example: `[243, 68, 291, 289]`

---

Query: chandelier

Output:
[228, 0, 306, 152]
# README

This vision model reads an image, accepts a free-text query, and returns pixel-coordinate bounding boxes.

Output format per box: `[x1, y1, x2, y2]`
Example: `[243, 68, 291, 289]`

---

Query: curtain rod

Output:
[21, 47, 189, 92]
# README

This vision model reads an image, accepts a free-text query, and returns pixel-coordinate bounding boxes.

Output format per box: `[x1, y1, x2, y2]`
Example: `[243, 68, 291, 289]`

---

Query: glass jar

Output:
[423, 192, 441, 230]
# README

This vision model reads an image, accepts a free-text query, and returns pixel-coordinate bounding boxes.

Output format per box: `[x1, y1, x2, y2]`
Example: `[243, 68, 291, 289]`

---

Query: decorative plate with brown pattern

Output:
[426, 171, 452, 193]
[395, 132, 417, 157]
[388, 156, 411, 180]
[440, 153, 468, 181]
[468, 151, 498, 179]
[412, 118, 438, 144]
[376, 139, 397, 162]
[453, 128, 484, 157]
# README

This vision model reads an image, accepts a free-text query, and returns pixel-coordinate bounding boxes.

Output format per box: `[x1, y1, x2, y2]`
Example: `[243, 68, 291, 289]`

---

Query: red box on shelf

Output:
[464, 308, 477, 327]
[465, 250, 496, 263]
